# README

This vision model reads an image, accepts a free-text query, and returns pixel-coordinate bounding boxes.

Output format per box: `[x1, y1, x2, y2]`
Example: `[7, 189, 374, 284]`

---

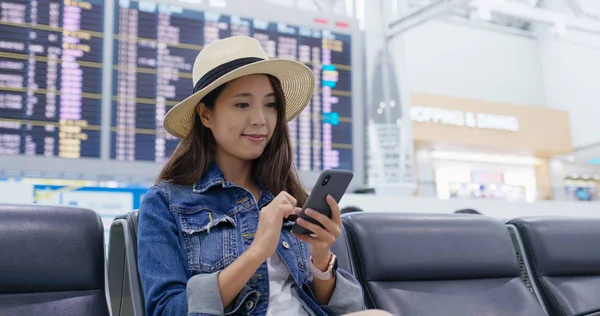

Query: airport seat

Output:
[340, 212, 547, 316]
[330, 221, 355, 275]
[331, 210, 369, 275]
[0, 204, 110, 316]
[107, 210, 145, 316]
[508, 217, 600, 316]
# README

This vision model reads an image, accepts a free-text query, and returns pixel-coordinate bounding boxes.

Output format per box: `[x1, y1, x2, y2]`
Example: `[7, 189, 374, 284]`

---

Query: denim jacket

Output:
[137, 163, 365, 316]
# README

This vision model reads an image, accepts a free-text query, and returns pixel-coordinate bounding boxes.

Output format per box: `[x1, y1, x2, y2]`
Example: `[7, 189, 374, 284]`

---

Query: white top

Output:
[265, 253, 311, 316]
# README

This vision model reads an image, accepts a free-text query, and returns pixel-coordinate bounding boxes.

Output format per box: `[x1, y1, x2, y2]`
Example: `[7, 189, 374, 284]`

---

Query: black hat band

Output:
[193, 57, 265, 94]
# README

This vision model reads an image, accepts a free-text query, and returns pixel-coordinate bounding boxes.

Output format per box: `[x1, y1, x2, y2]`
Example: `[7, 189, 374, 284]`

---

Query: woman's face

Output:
[198, 74, 279, 162]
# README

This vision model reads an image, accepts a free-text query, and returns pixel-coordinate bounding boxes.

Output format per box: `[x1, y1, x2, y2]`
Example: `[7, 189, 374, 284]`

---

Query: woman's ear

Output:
[197, 103, 212, 129]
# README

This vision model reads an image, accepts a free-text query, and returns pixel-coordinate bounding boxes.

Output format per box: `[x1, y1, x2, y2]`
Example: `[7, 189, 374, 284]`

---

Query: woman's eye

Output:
[235, 103, 249, 108]
[266, 102, 277, 108]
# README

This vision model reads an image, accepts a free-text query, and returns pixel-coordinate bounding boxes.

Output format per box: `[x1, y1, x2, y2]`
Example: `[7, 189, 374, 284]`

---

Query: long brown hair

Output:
[157, 75, 307, 205]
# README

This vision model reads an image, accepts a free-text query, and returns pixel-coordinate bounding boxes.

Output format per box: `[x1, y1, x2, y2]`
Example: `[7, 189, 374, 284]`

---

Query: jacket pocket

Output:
[174, 206, 237, 273]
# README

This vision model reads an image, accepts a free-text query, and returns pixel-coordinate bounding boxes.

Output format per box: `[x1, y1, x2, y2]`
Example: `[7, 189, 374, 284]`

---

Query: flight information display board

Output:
[0, 0, 104, 158]
[111, 1, 353, 171]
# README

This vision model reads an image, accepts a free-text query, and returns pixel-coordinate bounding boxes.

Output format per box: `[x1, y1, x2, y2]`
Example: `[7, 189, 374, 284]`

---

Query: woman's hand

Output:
[293, 195, 342, 270]
[249, 191, 300, 261]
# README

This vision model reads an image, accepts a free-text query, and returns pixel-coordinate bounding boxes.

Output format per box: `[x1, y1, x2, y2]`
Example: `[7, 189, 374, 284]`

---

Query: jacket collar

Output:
[192, 162, 226, 193]
[192, 162, 272, 197]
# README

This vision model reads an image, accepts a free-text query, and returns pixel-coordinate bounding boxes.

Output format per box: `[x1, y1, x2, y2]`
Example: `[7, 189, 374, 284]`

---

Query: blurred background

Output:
[1, 0, 599, 245]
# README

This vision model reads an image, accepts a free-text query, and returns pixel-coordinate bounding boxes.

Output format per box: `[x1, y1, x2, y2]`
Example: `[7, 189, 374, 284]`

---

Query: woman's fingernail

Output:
[306, 209, 313, 215]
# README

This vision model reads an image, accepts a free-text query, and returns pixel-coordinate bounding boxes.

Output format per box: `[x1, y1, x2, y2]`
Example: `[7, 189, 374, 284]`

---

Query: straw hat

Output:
[163, 36, 315, 139]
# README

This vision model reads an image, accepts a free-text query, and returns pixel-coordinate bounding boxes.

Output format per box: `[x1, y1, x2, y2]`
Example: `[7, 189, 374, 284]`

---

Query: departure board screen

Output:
[111, 1, 353, 171]
[0, 0, 104, 158]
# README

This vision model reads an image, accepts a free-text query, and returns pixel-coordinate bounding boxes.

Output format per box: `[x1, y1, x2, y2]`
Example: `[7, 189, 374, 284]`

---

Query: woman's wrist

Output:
[311, 251, 332, 272]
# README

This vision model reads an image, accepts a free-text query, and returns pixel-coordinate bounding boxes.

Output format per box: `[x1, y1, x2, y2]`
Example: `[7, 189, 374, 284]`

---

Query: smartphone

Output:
[291, 169, 354, 235]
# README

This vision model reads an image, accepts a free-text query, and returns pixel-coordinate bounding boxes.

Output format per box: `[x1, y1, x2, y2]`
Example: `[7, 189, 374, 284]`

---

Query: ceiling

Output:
[404, 0, 600, 32]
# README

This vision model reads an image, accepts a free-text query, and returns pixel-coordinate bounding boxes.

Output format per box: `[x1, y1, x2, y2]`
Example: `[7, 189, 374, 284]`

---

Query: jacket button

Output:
[244, 300, 254, 310]
[282, 241, 290, 249]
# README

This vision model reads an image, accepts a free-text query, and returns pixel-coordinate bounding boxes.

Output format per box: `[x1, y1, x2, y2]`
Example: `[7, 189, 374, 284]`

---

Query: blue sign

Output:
[322, 112, 340, 126]
[33, 185, 148, 210]
[322, 64, 338, 88]
[588, 158, 600, 165]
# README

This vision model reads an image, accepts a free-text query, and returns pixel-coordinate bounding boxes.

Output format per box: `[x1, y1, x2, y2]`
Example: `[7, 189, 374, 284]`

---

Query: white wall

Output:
[402, 20, 547, 107]
[539, 34, 600, 148]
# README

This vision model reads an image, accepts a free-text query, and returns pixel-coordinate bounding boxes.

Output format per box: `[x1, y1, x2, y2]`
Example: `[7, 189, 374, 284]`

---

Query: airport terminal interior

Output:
[1, 0, 600, 315]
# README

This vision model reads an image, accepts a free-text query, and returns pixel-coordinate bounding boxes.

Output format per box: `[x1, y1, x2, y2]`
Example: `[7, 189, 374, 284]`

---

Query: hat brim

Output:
[163, 59, 315, 139]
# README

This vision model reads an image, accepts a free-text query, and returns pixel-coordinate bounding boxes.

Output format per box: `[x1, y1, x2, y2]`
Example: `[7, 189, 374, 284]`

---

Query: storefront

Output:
[563, 175, 599, 201]
[550, 149, 600, 202]
[410, 92, 573, 202]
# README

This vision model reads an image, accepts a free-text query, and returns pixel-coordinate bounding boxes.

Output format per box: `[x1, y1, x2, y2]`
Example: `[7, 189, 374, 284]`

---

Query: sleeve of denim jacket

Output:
[318, 268, 366, 315]
[138, 185, 256, 316]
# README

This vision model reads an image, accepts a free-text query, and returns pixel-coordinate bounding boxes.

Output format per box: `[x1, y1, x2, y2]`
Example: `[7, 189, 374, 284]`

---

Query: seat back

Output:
[509, 217, 600, 316]
[341, 212, 546, 316]
[0, 204, 110, 316]
[330, 223, 355, 275]
[108, 211, 145, 316]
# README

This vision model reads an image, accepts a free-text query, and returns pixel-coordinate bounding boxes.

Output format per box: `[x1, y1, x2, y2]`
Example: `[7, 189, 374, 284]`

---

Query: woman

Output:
[138, 36, 390, 316]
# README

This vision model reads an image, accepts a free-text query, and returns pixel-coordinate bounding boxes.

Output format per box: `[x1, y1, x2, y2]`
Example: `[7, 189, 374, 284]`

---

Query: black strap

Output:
[193, 57, 264, 93]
